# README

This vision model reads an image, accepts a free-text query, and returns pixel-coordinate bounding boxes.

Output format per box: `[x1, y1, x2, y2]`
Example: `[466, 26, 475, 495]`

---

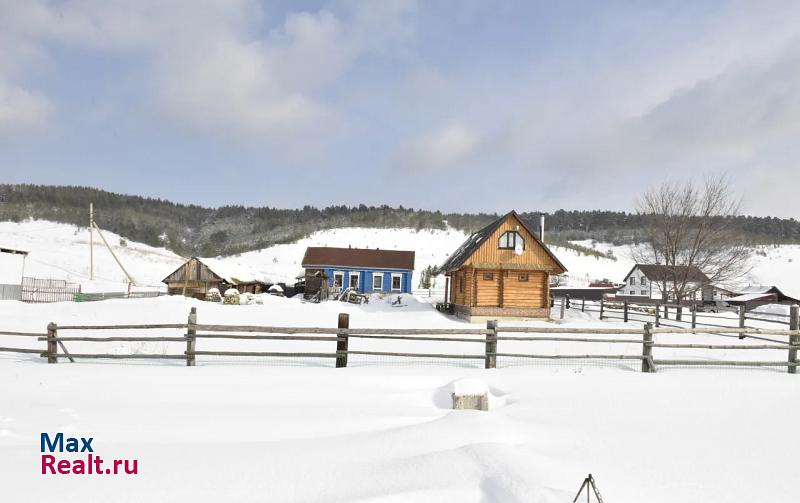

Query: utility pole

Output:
[89, 203, 94, 280]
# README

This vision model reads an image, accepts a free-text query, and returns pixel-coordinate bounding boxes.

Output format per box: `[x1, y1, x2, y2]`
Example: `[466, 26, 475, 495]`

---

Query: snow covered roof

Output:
[625, 264, 710, 283]
[196, 257, 274, 285]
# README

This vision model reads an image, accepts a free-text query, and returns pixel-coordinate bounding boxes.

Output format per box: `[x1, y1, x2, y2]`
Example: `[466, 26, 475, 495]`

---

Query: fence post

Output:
[599, 298, 604, 320]
[789, 304, 799, 375]
[559, 297, 565, 319]
[186, 307, 196, 367]
[691, 305, 697, 329]
[581, 297, 585, 313]
[485, 320, 497, 369]
[336, 313, 349, 368]
[623, 300, 628, 323]
[654, 302, 660, 327]
[676, 305, 682, 322]
[663, 304, 668, 320]
[46, 322, 57, 364]
[641, 322, 653, 373]
[738, 305, 746, 328]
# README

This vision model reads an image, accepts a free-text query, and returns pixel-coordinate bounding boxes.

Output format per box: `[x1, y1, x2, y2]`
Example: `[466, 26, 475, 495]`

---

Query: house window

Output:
[498, 231, 525, 250]
[483, 273, 494, 281]
[333, 272, 344, 288]
[349, 272, 359, 289]
[641, 290, 647, 295]
[518, 274, 529, 282]
[372, 273, 383, 291]
[630, 277, 636, 285]
[641, 277, 647, 286]
[629, 290, 635, 295]
[458, 276, 464, 293]
[391, 273, 403, 291]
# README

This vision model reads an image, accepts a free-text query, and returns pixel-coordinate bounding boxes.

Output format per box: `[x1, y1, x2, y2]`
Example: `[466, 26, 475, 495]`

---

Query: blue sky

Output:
[1, 1, 799, 217]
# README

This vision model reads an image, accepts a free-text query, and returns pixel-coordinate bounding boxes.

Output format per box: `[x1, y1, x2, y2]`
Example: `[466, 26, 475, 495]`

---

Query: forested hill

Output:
[1, 184, 798, 257]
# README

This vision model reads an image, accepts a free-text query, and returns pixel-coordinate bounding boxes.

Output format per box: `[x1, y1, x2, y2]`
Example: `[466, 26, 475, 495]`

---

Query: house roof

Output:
[624, 264, 710, 283]
[730, 285, 800, 304]
[162, 257, 275, 285]
[437, 210, 567, 274]
[301, 247, 415, 270]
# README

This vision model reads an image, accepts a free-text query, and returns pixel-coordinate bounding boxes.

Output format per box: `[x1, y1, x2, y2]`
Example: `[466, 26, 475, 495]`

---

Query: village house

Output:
[437, 211, 567, 321]
[618, 264, 715, 302]
[301, 246, 415, 300]
[162, 257, 269, 298]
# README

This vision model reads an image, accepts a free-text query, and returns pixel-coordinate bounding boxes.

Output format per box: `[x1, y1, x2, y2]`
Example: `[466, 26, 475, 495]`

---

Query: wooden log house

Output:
[438, 211, 567, 321]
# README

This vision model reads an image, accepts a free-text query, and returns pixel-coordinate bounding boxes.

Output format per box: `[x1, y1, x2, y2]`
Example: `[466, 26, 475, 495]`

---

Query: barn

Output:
[162, 257, 269, 298]
[437, 211, 567, 321]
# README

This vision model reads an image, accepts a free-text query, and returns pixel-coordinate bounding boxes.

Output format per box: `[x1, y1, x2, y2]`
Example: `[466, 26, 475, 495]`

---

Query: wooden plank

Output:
[38, 336, 187, 342]
[0, 347, 43, 354]
[193, 334, 340, 341]
[497, 336, 643, 343]
[493, 353, 644, 360]
[0, 331, 47, 337]
[50, 353, 186, 359]
[653, 359, 800, 367]
[59, 324, 188, 330]
[188, 351, 337, 358]
[649, 343, 800, 350]
[345, 350, 485, 359]
[192, 325, 491, 335]
[348, 334, 484, 342]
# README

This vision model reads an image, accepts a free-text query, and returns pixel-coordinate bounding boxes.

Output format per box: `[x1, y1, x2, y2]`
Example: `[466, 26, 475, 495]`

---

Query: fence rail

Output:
[1, 306, 799, 374]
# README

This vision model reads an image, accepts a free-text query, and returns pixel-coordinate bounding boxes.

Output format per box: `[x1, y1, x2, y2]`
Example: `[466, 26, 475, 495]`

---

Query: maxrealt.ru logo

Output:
[40, 433, 139, 475]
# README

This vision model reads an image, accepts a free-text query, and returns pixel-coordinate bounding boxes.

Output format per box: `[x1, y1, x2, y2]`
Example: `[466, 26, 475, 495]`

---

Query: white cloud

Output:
[0, 80, 52, 132]
[393, 123, 480, 171]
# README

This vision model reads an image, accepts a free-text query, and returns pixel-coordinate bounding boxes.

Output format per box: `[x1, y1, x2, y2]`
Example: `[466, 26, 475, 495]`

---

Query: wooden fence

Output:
[563, 296, 799, 331]
[1, 307, 799, 373]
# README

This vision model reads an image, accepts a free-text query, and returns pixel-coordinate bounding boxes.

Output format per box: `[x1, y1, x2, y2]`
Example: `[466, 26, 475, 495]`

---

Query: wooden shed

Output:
[162, 257, 267, 299]
[438, 211, 567, 321]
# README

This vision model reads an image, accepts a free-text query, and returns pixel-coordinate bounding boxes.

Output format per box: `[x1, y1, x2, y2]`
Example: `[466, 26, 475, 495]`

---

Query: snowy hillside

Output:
[0, 221, 183, 291]
[2, 220, 798, 294]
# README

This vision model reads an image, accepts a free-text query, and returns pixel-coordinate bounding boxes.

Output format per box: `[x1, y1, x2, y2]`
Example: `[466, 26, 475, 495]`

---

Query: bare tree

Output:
[632, 175, 751, 302]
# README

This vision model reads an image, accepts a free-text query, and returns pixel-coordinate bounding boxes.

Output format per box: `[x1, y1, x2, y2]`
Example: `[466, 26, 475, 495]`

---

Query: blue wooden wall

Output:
[321, 267, 413, 294]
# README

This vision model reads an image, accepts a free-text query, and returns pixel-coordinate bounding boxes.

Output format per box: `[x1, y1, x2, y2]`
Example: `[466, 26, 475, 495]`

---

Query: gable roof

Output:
[162, 257, 275, 285]
[302, 247, 415, 270]
[624, 264, 710, 283]
[437, 210, 566, 273]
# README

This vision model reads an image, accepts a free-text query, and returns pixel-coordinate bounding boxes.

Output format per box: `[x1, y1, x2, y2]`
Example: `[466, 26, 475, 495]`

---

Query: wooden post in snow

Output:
[485, 320, 497, 369]
[581, 297, 585, 313]
[691, 305, 697, 330]
[336, 313, 349, 368]
[623, 300, 628, 323]
[559, 297, 566, 320]
[46, 322, 57, 364]
[738, 305, 746, 329]
[654, 302, 660, 327]
[599, 298, 604, 320]
[186, 307, 196, 367]
[789, 304, 799, 375]
[642, 322, 653, 373]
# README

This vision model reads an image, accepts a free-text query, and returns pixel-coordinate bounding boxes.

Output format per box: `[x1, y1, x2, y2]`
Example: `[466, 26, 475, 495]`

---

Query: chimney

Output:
[540, 214, 545, 242]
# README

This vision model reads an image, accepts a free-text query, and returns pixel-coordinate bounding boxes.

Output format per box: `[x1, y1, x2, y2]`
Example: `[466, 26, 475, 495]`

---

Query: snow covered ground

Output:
[1, 294, 799, 502]
[2, 220, 800, 502]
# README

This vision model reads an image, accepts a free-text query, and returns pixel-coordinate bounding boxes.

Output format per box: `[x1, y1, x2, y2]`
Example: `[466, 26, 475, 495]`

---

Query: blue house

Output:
[301, 246, 415, 298]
